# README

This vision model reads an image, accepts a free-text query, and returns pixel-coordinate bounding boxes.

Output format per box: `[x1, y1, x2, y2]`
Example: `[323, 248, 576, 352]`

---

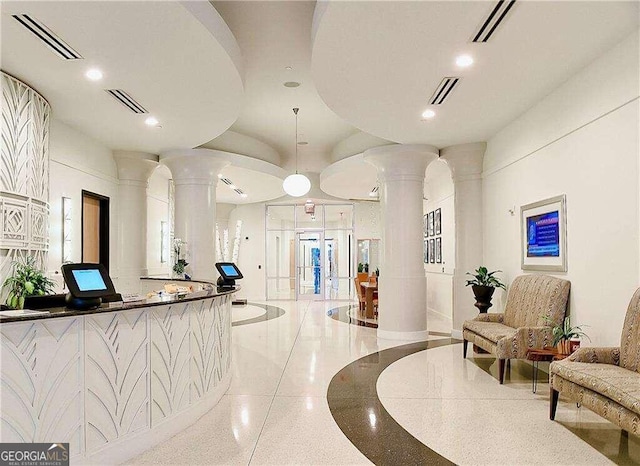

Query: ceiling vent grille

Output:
[220, 177, 233, 186]
[12, 14, 83, 60]
[429, 77, 459, 105]
[105, 89, 148, 114]
[472, 0, 516, 43]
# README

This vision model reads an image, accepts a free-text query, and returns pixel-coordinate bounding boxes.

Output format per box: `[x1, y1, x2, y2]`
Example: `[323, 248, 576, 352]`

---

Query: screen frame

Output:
[215, 262, 243, 280]
[62, 263, 116, 298]
[520, 194, 567, 272]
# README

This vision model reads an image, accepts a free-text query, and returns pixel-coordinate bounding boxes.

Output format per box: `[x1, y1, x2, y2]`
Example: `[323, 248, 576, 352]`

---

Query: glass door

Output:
[296, 231, 324, 300]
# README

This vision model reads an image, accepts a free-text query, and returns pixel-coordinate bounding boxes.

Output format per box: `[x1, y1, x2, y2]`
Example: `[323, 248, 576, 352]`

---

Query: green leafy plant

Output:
[375, 267, 379, 277]
[547, 316, 590, 346]
[2, 256, 55, 309]
[465, 266, 506, 289]
[357, 262, 364, 273]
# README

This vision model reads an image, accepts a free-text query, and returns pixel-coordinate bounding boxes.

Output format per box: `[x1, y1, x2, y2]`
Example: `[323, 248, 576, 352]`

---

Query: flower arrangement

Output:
[173, 238, 189, 275]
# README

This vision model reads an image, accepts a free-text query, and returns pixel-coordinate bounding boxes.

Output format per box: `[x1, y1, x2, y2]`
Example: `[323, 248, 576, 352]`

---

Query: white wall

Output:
[48, 119, 120, 290]
[483, 30, 640, 346]
[146, 168, 171, 277]
[228, 203, 266, 300]
[424, 159, 455, 326]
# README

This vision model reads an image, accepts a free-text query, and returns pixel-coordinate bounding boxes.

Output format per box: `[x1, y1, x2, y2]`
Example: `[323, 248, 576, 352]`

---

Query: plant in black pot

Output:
[465, 266, 506, 313]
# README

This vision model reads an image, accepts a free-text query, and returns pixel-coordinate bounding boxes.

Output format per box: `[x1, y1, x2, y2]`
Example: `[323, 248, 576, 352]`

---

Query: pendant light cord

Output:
[293, 107, 299, 174]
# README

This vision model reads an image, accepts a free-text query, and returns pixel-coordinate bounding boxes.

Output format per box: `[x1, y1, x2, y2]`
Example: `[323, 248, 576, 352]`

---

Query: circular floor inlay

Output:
[232, 302, 285, 327]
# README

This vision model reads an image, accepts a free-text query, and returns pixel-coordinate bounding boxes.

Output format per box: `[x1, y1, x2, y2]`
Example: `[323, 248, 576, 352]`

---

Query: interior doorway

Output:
[82, 190, 110, 271]
[296, 231, 324, 300]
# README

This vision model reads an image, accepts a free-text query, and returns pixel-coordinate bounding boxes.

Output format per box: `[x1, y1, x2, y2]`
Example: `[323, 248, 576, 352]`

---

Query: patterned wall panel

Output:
[0, 317, 83, 456]
[85, 309, 149, 453]
[0, 72, 50, 279]
[150, 303, 191, 425]
[191, 295, 231, 400]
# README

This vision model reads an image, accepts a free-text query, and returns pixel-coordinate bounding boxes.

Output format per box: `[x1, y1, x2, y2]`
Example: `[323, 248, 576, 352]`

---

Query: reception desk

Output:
[0, 279, 237, 464]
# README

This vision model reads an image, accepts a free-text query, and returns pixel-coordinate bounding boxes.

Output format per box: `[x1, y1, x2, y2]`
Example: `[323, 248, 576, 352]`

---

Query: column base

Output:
[377, 328, 429, 341]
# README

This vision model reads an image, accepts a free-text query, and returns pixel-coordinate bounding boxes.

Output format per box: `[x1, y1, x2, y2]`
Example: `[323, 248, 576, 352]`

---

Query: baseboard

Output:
[451, 329, 463, 340]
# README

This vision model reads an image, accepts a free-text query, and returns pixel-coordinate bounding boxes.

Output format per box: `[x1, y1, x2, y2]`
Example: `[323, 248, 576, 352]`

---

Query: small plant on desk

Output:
[2, 256, 55, 309]
[547, 316, 590, 355]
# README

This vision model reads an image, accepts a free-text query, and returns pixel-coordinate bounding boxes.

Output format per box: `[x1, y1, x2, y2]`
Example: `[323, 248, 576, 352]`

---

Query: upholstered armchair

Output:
[462, 274, 571, 383]
[549, 288, 640, 437]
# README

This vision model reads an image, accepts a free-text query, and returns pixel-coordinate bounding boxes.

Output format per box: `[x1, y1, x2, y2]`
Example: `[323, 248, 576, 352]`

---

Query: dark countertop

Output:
[0, 283, 239, 324]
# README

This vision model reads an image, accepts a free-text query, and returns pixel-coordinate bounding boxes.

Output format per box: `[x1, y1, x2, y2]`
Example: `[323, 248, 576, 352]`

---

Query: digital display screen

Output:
[72, 269, 107, 291]
[527, 210, 560, 257]
[221, 264, 241, 278]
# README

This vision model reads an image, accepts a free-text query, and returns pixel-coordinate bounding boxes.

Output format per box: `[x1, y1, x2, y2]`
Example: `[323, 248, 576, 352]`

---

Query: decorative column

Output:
[114, 151, 158, 294]
[161, 149, 229, 281]
[364, 144, 439, 340]
[440, 142, 486, 336]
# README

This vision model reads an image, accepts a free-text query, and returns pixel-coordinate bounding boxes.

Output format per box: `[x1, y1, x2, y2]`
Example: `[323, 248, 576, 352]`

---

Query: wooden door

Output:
[83, 195, 100, 263]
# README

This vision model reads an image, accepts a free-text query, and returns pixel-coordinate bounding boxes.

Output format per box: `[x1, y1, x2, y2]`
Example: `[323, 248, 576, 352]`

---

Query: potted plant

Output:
[549, 316, 590, 355]
[465, 266, 506, 313]
[173, 238, 189, 278]
[2, 256, 55, 309]
[358, 262, 364, 273]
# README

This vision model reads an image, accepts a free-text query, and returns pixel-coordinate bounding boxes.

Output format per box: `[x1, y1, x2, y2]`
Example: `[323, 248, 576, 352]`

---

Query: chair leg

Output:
[550, 388, 559, 420]
[463, 339, 468, 358]
[498, 358, 506, 384]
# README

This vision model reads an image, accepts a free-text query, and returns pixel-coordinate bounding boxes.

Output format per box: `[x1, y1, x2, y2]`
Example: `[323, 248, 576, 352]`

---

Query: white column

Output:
[364, 144, 439, 340]
[114, 151, 159, 294]
[161, 150, 230, 281]
[440, 143, 486, 335]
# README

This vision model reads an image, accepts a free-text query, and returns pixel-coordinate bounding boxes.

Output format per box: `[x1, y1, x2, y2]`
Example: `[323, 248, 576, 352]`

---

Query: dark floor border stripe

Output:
[327, 304, 378, 328]
[327, 338, 459, 465]
[231, 302, 285, 327]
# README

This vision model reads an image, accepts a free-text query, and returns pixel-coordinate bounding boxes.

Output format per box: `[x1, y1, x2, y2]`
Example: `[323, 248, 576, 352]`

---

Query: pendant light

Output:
[282, 107, 311, 197]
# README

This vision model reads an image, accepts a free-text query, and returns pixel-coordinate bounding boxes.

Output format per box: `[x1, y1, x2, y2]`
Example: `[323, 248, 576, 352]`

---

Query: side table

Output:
[526, 347, 570, 393]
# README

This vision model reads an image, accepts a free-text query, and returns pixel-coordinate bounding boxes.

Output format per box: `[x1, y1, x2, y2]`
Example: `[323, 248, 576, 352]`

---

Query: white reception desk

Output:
[0, 278, 237, 464]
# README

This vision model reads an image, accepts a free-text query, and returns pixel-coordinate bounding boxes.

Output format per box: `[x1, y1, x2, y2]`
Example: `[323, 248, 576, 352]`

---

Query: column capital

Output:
[114, 151, 159, 188]
[364, 144, 439, 181]
[439, 142, 486, 182]
[160, 149, 230, 186]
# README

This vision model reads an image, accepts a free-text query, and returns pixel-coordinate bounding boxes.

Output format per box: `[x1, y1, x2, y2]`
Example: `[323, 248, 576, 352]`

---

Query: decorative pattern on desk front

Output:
[0, 72, 50, 280]
[85, 309, 149, 453]
[150, 303, 191, 425]
[0, 317, 83, 457]
[191, 295, 231, 400]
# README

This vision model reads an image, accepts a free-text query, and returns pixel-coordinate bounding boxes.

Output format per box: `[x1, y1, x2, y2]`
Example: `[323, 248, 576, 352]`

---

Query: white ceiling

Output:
[311, 1, 639, 147]
[2, 1, 638, 203]
[1, 1, 243, 153]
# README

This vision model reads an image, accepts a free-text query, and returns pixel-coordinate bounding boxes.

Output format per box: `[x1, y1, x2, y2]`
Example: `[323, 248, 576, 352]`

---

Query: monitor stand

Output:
[65, 293, 102, 310]
[217, 276, 236, 290]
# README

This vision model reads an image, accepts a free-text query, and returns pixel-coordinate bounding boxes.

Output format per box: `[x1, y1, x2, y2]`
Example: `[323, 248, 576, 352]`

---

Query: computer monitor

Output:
[215, 262, 243, 288]
[61, 263, 116, 309]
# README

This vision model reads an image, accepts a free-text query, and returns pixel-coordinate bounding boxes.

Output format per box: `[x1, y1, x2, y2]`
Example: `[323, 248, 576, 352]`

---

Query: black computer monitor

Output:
[215, 262, 243, 288]
[61, 263, 116, 309]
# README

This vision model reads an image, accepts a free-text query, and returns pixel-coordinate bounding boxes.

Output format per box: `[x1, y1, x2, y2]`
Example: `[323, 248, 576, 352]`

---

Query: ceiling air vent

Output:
[220, 177, 233, 186]
[429, 77, 460, 105]
[12, 14, 83, 60]
[105, 89, 148, 114]
[472, 0, 516, 43]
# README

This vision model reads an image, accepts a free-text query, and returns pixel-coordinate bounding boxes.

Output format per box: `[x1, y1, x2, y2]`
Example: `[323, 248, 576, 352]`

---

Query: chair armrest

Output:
[474, 313, 504, 323]
[568, 347, 620, 365]
[497, 326, 553, 359]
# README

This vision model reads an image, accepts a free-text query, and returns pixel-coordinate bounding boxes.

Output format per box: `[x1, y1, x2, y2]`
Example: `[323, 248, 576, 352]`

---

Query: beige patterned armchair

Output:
[550, 288, 640, 437]
[462, 274, 571, 384]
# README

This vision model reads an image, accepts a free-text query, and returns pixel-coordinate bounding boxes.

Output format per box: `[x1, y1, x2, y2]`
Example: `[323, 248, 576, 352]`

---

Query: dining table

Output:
[359, 281, 378, 319]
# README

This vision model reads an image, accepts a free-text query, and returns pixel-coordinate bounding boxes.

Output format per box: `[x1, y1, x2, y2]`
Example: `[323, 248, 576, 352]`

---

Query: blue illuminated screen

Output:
[72, 269, 107, 291]
[221, 264, 240, 278]
[527, 210, 560, 257]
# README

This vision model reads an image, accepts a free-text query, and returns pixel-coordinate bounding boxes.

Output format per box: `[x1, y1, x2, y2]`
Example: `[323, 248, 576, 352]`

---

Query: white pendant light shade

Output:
[283, 173, 311, 197]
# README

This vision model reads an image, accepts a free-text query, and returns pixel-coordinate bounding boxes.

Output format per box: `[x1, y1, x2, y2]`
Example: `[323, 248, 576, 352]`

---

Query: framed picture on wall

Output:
[520, 194, 567, 272]
[423, 214, 429, 237]
[435, 237, 442, 263]
[429, 239, 435, 264]
[435, 208, 441, 235]
[428, 211, 434, 236]
[423, 239, 429, 263]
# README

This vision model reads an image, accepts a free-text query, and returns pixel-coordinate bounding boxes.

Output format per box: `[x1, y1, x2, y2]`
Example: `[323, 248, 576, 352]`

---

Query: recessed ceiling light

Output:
[369, 191, 378, 197]
[456, 54, 474, 68]
[145, 116, 159, 126]
[229, 184, 237, 190]
[85, 68, 103, 81]
[284, 81, 300, 88]
[421, 109, 436, 119]
[285, 66, 293, 71]
[240, 193, 248, 198]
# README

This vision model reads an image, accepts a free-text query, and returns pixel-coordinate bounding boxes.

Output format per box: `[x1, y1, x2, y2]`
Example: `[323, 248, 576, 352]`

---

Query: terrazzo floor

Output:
[129, 300, 638, 465]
